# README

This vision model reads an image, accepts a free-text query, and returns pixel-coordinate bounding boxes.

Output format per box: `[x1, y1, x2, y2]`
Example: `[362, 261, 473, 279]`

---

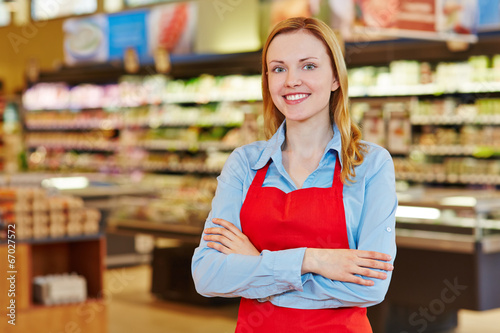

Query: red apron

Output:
[236, 157, 372, 333]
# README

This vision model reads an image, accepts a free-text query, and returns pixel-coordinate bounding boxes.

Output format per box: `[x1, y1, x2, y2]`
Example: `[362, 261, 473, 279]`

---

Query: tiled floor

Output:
[107, 265, 500, 333]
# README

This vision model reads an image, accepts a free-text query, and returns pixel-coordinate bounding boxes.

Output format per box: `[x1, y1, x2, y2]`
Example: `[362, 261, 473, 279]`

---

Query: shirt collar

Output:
[251, 120, 344, 170]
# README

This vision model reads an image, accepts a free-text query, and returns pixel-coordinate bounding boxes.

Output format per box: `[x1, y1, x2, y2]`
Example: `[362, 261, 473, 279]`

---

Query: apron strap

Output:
[252, 160, 271, 187]
[332, 155, 343, 196]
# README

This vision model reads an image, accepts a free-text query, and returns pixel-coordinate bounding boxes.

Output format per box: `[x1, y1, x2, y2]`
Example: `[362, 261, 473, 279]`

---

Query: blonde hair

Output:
[261, 17, 366, 184]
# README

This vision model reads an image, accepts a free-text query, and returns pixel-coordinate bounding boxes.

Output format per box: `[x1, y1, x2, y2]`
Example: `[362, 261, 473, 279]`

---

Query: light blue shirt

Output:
[191, 121, 397, 309]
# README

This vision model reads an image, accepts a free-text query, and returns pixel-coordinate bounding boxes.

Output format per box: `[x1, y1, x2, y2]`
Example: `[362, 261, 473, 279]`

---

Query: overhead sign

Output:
[353, 0, 478, 42]
[63, 15, 108, 65]
[63, 2, 197, 66]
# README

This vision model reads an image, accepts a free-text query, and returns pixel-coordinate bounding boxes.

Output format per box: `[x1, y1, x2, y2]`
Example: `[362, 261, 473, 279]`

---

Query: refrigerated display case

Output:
[370, 187, 500, 332]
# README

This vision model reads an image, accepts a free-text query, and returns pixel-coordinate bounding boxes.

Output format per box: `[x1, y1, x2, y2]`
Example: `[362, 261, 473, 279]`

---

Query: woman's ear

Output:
[332, 78, 340, 92]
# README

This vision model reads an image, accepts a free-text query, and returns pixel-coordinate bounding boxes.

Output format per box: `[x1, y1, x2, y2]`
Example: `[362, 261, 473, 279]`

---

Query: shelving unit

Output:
[350, 56, 500, 187]
[19, 54, 264, 267]
[0, 235, 106, 333]
[23, 74, 262, 175]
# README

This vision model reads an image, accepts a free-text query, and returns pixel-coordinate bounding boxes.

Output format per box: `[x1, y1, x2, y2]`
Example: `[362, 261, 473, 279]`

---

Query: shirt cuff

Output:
[266, 247, 306, 293]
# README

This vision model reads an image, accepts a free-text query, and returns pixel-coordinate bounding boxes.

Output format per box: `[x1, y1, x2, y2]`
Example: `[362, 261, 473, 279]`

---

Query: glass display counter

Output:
[395, 187, 500, 256]
[373, 187, 500, 333]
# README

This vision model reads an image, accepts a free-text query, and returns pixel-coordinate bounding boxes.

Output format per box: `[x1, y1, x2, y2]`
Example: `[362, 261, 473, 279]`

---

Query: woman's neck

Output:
[282, 120, 334, 158]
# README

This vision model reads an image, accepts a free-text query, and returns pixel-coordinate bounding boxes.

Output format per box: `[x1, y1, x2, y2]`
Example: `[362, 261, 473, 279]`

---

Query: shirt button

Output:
[386, 227, 392, 232]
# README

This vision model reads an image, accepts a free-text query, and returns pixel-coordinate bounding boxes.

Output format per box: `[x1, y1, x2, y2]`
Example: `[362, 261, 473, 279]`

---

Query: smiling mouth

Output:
[284, 93, 310, 101]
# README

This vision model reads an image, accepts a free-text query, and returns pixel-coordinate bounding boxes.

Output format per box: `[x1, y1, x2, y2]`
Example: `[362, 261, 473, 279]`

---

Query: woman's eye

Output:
[303, 63, 316, 70]
[272, 67, 286, 73]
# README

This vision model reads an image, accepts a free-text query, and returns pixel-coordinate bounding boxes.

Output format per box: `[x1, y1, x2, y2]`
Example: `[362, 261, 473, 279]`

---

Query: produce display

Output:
[394, 157, 500, 185]
[351, 56, 500, 186]
[348, 55, 500, 96]
[23, 74, 262, 111]
[23, 74, 262, 174]
[108, 175, 216, 227]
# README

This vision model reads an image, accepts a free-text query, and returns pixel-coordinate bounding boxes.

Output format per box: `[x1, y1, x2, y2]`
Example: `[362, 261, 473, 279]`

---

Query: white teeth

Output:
[285, 94, 308, 101]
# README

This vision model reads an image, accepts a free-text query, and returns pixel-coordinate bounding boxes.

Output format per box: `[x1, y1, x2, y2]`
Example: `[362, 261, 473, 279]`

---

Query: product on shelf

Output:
[0, 187, 101, 241]
[33, 273, 87, 305]
[348, 55, 500, 97]
[26, 131, 118, 151]
[23, 74, 262, 111]
[393, 157, 500, 185]
[108, 175, 216, 226]
[23, 73, 263, 175]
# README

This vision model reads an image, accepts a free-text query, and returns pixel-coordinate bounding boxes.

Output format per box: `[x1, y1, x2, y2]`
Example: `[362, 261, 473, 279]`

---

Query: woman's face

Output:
[266, 30, 339, 125]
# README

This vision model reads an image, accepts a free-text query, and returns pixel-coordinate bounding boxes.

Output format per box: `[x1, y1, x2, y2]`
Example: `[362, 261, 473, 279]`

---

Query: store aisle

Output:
[106, 265, 238, 333]
[106, 265, 500, 333]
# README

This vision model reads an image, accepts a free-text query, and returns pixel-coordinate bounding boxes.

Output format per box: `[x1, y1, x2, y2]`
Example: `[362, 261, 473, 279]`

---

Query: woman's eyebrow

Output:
[268, 57, 319, 64]
[299, 57, 319, 62]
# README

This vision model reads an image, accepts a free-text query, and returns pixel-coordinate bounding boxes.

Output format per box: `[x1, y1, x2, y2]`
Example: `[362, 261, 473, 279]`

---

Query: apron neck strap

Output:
[253, 160, 271, 187]
[332, 155, 343, 196]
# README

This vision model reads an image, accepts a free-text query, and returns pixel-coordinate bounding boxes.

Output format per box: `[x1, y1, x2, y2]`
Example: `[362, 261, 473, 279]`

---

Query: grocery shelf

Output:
[8, 233, 105, 245]
[397, 172, 500, 185]
[26, 142, 118, 152]
[142, 163, 222, 175]
[410, 145, 479, 156]
[25, 122, 122, 131]
[164, 91, 262, 104]
[139, 140, 238, 152]
[410, 114, 500, 125]
[349, 82, 500, 98]
[33, 51, 262, 85]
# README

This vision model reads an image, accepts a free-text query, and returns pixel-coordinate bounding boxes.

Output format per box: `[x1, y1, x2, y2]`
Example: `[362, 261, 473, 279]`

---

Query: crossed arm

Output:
[204, 218, 393, 287]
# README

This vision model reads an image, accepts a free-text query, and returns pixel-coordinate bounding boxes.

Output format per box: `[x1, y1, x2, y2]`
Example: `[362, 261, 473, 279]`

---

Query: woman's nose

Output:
[285, 70, 302, 87]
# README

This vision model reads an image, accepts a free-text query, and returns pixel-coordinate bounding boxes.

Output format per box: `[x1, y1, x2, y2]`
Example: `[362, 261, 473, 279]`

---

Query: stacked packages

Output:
[0, 188, 100, 240]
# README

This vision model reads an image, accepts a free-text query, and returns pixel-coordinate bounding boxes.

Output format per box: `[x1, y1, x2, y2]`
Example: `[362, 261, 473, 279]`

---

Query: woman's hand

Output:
[204, 218, 260, 256]
[302, 248, 394, 286]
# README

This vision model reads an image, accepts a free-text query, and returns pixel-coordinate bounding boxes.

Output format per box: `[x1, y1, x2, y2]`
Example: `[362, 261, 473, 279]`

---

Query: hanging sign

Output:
[63, 15, 109, 65]
[353, 0, 478, 42]
[63, 2, 197, 66]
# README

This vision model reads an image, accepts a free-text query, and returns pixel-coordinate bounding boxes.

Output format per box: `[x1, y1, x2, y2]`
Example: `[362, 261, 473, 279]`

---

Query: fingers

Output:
[203, 219, 244, 254]
[355, 267, 388, 280]
[357, 258, 394, 272]
[206, 241, 231, 255]
[204, 226, 236, 241]
[341, 273, 375, 286]
[212, 218, 244, 236]
[356, 250, 392, 262]
[203, 234, 232, 248]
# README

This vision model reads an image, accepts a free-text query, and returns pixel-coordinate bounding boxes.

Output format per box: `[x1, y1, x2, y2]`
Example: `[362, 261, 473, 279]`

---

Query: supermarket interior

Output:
[1, 0, 500, 332]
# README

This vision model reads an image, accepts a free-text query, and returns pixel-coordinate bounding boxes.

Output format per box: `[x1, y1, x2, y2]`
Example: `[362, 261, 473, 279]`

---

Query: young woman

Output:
[192, 17, 397, 333]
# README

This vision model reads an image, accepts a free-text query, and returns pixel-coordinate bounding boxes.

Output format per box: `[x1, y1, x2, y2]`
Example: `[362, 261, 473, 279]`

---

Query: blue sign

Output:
[108, 9, 153, 63]
[478, 0, 500, 28]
